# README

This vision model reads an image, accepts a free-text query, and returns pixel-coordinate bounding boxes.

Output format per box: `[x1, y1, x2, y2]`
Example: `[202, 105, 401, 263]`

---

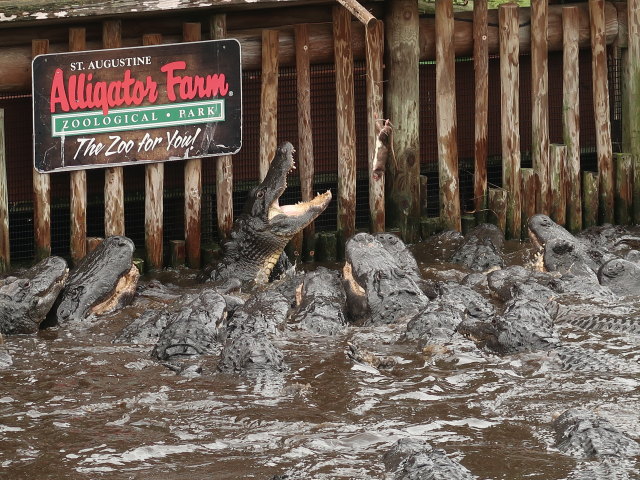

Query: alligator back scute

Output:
[218, 333, 286, 373]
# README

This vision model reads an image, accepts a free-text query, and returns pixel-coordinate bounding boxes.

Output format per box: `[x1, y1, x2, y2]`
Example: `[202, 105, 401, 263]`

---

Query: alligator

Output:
[0, 256, 68, 334]
[597, 257, 640, 297]
[217, 333, 286, 374]
[553, 408, 639, 479]
[291, 266, 348, 336]
[55, 236, 139, 324]
[450, 223, 505, 272]
[383, 438, 477, 480]
[343, 232, 429, 325]
[208, 141, 332, 286]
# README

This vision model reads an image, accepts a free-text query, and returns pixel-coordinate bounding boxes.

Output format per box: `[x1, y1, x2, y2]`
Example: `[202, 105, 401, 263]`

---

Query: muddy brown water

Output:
[1, 240, 639, 479]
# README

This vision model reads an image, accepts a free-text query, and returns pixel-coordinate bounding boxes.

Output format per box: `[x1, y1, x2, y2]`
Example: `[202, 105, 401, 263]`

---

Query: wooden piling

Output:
[183, 23, 202, 269]
[582, 171, 599, 228]
[259, 29, 279, 182]
[436, 0, 461, 232]
[0, 110, 8, 273]
[336, 0, 376, 28]
[86, 237, 103, 253]
[488, 188, 508, 234]
[614, 152, 633, 225]
[211, 15, 234, 242]
[385, 0, 420, 242]
[420, 175, 429, 217]
[531, 0, 550, 215]
[562, 6, 582, 233]
[102, 20, 125, 237]
[520, 168, 538, 239]
[32, 39, 51, 260]
[315, 231, 337, 262]
[170, 240, 186, 267]
[473, 0, 488, 224]
[589, 0, 614, 224]
[499, 4, 521, 239]
[333, 5, 357, 243]
[629, 0, 640, 223]
[294, 23, 316, 257]
[365, 19, 385, 233]
[68, 28, 88, 266]
[141, 33, 164, 271]
[549, 144, 567, 226]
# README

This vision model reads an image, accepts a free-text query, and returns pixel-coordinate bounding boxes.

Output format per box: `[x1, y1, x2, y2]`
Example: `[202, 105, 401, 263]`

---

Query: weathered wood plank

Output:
[294, 23, 316, 255]
[333, 5, 357, 243]
[562, 6, 582, 233]
[365, 19, 385, 233]
[488, 188, 507, 234]
[68, 28, 87, 266]
[614, 152, 633, 225]
[549, 144, 567, 226]
[183, 22, 202, 269]
[336, 0, 376, 27]
[0, 3, 622, 93]
[385, 0, 420, 242]
[531, 0, 550, 215]
[589, 0, 614, 224]
[520, 168, 538, 238]
[436, 0, 461, 233]
[473, 0, 488, 224]
[0, 109, 8, 273]
[499, 4, 521, 240]
[259, 29, 279, 182]
[86, 236, 103, 253]
[102, 20, 125, 237]
[582, 171, 599, 228]
[211, 15, 234, 242]
[629, 0, 640, 223]
[32, 39, 51, 260]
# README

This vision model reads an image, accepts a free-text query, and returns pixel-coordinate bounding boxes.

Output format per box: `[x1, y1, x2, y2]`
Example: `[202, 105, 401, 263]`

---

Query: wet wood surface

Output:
[531, 0, 549, 215]
[102, 20, 125, 237]
[562, 7, 582, 233]
[333, 5, 357, 243]
[582, 171, 599, 228]
[549, 144, 567, 226]
[473, 0, 488, 224]
[589, 0, 614, 224]
[32, 39, 51, 260]
[499, 4, 521, 240]
[365, 20, 385, 233]
[183, 22, 202, 269]
[0, 110, 8, 272]
[520, 168, 538, 239]
[614, 152, 632, 225]
[488, 188, 507, 234]
[628, 0, 640, 222]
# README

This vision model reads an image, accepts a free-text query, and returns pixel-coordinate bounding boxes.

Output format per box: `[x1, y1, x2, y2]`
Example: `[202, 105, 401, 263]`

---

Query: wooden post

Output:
[333, 5, 357, 243]
[86, 237, 103, 253]
[589, 0, 614, 224]
[32, 39, 51, 260]
[294, 24, 317, 257]
[582, 171, 599, 228]
[336, 0, 376, 27]
[473, 0, 489, 224]
[385, 0, 420, 242]
[259, 29, 279, 182]
[531, 0, 550, 215]
[102, 20, 125, 237]
[68, 28, 88, 266]
[499, 4, 521, 239]
[170, 240, 186, 267]
[183, 23, 202, 269]
[614, 152, 633, 225]
[520, 168, 538, 238]
[549, 144, 567, 226]
[0, 109, 8, 272]
[142, 33, 164, 270]
[211, 15, 234, 242]
[629, 0, 640, 222]
[562, 6, 582, 233]
[488, 188, 508, 234]
[365, 20, 385, 233]
[436, 0, 461, 232]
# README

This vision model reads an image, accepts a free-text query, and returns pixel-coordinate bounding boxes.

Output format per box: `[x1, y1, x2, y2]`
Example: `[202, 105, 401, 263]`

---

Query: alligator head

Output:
[213, 142, 332, 285]
[0, 256, 68, 334]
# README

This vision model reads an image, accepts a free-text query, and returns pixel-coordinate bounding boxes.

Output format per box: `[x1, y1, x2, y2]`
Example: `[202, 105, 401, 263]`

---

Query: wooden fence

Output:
[0, 0, 637, 273]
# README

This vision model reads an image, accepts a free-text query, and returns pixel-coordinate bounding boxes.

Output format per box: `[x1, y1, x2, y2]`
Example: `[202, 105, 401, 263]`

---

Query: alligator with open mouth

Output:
[0, 256, 68, 334]
[208, 141, 332, 287]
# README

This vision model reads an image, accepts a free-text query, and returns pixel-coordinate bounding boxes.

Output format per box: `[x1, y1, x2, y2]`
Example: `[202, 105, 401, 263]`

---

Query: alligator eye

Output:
[257, 191, 264, 198]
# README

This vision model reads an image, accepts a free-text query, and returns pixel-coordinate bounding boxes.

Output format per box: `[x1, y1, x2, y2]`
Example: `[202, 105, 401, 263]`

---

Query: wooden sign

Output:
[32, 39, 242, 173]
